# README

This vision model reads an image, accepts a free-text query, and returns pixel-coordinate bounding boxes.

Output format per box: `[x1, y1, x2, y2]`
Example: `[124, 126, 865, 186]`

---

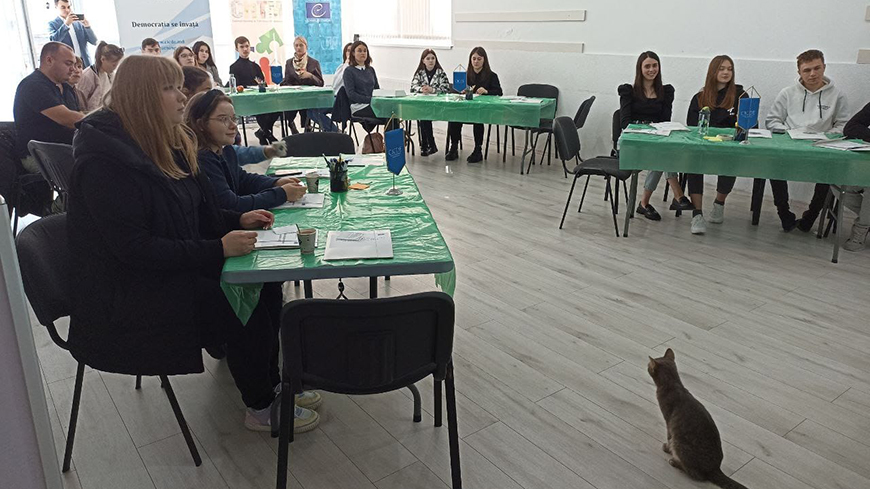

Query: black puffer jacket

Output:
[67, 109, 241, 375]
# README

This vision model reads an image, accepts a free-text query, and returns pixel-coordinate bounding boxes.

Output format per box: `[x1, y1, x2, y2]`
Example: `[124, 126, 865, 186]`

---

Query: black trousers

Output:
[686, 174, 737, 196]
[418, 121, 436, 148]
[770, 180, 830, 224]
[447, 122, 484, 148]
[198, 279, 282, 410]
[256, 112, 282, 136]
[353, 106, 398, 133]
[284, 110, 309, 130]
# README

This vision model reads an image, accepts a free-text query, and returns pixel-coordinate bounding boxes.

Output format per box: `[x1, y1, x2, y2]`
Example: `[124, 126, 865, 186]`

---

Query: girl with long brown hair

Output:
[67, 55, 319, 434]
[77, 41, 123, 111]
[618, 51, 691, 221]
[410, 48, 449, 156]
[684, 55, 745, 233]
[446, 46, 503, 163]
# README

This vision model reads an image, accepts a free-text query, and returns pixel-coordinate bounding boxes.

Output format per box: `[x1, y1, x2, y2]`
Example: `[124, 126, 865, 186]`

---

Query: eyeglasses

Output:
[208, 115, 238, 128]
[179, 52, 194, 59]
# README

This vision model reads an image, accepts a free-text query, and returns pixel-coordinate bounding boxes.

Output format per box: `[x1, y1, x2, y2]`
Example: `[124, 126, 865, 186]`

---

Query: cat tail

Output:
[709, 469, 749, 489]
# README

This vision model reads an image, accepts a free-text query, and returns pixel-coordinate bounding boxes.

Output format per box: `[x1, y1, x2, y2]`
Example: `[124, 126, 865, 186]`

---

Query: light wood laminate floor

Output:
[34, 125, 870, 489]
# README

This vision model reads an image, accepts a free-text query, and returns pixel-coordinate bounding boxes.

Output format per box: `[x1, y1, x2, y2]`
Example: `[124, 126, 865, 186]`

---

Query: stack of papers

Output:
[650, 122, 689, 131]
[788, 129, 828, 141]
[814, 140, 870, 152]
[623, 128, 672, 137]
[323, 230, 394, 261]
[254, 225, 299, 250]
[748, 129, 772, 139]
[273, 193, 325, 209]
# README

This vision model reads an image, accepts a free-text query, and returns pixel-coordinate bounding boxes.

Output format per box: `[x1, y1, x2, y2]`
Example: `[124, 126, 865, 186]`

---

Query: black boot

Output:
[255, 129, 270, 146]
[445, 144, 459, 161]
[467, 146, 483, 163]
[428, 136, 438, 155]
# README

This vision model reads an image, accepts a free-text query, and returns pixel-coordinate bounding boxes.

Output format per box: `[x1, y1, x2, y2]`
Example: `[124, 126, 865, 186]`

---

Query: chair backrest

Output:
[518, 84, 559, 126]
[280, 292, 455, 394]
[331, 87, 352, 124]
[283, 132, 355, 157]
[15, 213, 72, 331]
[611, 110, 622, 154]
[553, 116, 580, 174]
[27, 141, 74, 195]
[573, 96, 596, 129]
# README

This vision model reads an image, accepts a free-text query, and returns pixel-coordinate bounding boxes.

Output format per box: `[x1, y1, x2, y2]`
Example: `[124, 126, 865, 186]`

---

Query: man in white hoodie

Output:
[764, 49, 850, 232]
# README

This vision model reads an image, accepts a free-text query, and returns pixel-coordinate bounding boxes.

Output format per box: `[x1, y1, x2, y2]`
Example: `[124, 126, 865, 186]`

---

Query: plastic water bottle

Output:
[229, 74, 237, 94]
[698, 106, 711, 137]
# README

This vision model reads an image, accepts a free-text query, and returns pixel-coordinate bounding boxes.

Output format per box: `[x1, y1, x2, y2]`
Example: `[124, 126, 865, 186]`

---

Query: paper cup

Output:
[305, 173, 319, 193]
[298, 228, 316, 254]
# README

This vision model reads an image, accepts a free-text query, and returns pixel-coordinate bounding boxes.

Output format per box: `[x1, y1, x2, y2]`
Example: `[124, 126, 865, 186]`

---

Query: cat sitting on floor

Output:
[648, 348, 749, 489]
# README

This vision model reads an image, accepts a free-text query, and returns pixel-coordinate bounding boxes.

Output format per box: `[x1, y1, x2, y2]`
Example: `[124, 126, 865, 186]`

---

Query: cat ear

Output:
[664, 348, 675, 360]
[648, 357, 656, 372]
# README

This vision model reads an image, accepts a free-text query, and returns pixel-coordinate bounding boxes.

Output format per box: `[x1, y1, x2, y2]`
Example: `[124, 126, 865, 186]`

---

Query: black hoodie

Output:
[67, 109, 242, 375]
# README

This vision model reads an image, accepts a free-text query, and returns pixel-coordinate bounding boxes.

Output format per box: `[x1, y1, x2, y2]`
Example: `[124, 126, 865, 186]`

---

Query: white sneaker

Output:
[843, 224, 869, 252]
[244, 401, 320, 433]
[691, 214, 707, 234]
[709, 202, 725, 224]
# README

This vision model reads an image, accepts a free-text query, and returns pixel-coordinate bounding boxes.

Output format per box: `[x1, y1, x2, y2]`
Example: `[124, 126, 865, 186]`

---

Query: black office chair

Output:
[15, 214, 202, 472]
[283, 132, 355, 157]
[554, 116, 631, 236]
[27, 141, 74, 203]
[275, 292, 462, 489]
[503, 84, 559, 174]
[559, 96, 597, 177]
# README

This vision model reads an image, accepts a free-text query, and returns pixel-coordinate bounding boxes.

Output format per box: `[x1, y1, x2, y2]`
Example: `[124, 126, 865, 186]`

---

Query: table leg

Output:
[303, 280, 313, 299]
[370, 277, 378, 298]
[280, 113, 286, 139]
[520, 129, 531, 175]
[241, 117, 248, 146]
[750, 178, 765, 226]
[832, 186, 844, 264]
[623, 172, 638, 237]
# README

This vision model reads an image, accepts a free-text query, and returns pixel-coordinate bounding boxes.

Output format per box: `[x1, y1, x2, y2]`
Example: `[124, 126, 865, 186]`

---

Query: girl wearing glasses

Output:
[185, 89, 307, 212]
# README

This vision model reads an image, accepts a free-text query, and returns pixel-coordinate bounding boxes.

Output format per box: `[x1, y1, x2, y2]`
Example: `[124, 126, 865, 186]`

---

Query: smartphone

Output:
[74, 13, 85, 20]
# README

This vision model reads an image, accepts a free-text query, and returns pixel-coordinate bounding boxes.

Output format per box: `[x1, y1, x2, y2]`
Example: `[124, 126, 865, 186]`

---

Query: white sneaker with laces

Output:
[244, 401, 320, 433]
[691, 214, 707, 234]
[709, 202, 725, 224]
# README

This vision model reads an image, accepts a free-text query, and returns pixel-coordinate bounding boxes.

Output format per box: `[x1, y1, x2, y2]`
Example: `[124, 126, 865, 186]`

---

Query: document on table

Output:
[340, 153, 385, 166]
[323, 230, 394, 261]
[748, 129, 772, 138]
[787, 129, 828, 141]
[650, 121, 689, 131]
[254, 225, 299, 249]
[813, 139, 870, 152]
[622, 128, 672, 137]
[273, 193, 325, 209]
[508, 98, 545, 104]
[276, 168, 330, 178]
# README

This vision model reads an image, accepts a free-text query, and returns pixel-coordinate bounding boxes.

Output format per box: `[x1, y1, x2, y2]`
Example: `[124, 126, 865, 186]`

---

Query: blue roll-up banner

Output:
[115, 0, 213, 55]
[385, 127, 406, 175]
[293, 0, 343, 74]
[738, 97, 760, 130]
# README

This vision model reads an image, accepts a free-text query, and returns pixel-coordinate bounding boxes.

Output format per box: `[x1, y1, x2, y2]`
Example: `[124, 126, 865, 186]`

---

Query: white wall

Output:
[351, 0, 870, 200]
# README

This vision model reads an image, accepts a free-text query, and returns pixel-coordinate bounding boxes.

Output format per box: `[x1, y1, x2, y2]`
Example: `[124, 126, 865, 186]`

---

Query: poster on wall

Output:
[115, 0, 213, 55]
[230, 0, 286, 84]
[293, 0, 342, 75]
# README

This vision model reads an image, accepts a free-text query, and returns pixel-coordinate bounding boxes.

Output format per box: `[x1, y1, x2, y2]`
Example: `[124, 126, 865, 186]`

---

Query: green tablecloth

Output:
[619, 126, 870, 186]
[371, 94, 557, 127]
[221, 155, 455, 322]
[229, 87, 335, 116]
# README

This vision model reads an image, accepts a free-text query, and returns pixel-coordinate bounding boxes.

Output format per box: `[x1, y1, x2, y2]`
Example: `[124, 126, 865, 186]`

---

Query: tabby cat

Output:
[648, 348, 749, 489]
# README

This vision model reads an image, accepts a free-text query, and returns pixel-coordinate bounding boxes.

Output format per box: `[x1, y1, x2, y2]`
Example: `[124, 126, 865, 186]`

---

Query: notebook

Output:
[323, 230, 394, 261]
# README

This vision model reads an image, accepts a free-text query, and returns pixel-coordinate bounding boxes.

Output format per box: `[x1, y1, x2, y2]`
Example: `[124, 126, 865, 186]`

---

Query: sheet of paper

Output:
[622, 128, 672, 137]
[650, 121, 689, 131]
[254, 225, 299, 249]
[814, 140, 870, 152]
[323, 230, 394, 261]
[272, 193, 325, 209]
[787, 129, 828, 141]
[508, 98, 545, 104]
[283, 168, 330, 178]
[341, 153, 385, 166]
[748, 129, 772, 138]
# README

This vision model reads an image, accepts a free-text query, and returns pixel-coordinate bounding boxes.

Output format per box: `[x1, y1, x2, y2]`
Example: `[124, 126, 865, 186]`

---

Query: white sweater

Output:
[764, 77, 850, 133]
[78, 66, 113, 113]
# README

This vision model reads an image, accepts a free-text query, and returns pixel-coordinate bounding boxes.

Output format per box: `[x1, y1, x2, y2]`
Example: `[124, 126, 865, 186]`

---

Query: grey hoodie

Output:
[764, 76, 850, 133]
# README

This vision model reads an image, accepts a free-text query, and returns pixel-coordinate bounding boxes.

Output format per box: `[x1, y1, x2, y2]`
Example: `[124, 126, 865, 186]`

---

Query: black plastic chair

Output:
[559, 96, 597, 178]
[283, 132, 355, 157]
[554, 116, 631, 236]
[15, 214, 202, 472]
[275, 292, 462, 489]
[333, 87, 382, 146]
[27, 141, 74, 202]
[503, 84, 559, 173]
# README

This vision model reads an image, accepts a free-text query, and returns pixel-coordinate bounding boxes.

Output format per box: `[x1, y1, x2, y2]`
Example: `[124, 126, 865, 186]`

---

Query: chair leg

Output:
[578, 175, 590, 213]
[62, 362, 85, 473]
[546, 134, 553, 165]
[502, 126, 508, 163]
[484, 125, 491, 160]
[135, 375, 142, 390]
[623, 180, 629, 204]
[511, 128, 516, 155]
[350, 122, 359, 146]
[614, 176, 620, 215]
[408, 384, 422, 422]
[817, 190, 833, 238]
[496, 124, 500, 154]
[526, 133, 541, 174]
[607, 179, 620, 237]
[434, 380, 443, 427]
[445, 363, 463, 489]
[276, 381, 294, 489]
[560, 176, 579, 229]
[159, 375, 202, 467]
[663, 176, 669, 202]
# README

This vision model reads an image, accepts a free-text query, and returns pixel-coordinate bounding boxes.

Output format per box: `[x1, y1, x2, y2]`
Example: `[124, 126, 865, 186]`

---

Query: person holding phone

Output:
[49, 0, 97, 68]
